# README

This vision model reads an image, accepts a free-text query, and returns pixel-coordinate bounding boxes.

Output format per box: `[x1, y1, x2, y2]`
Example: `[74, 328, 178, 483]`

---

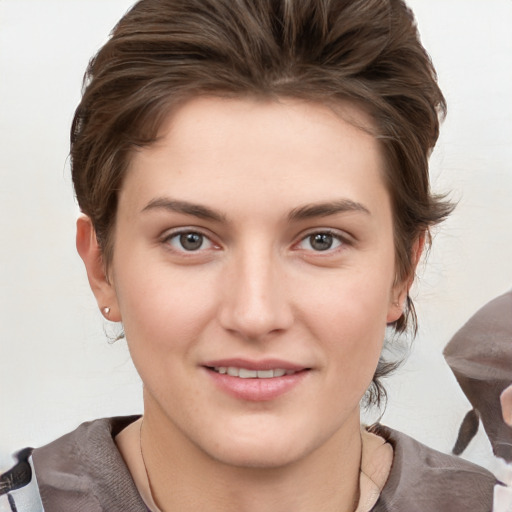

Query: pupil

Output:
[311, 233, 333, 251]
[180, 233, 203, 250]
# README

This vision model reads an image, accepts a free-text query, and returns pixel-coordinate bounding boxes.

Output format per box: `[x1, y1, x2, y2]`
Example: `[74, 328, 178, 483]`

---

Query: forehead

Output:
[121, 96, 389, 216]
[152, 95, 378, 155]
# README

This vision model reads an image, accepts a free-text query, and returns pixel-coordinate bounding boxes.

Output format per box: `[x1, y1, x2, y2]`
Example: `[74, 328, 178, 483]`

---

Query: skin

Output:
[501, 384, 512, 427]
[77, 97, 415, 511]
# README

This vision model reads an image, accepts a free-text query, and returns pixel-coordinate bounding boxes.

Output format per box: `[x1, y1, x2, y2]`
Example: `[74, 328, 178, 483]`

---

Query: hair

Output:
[71, 0, 453, 406]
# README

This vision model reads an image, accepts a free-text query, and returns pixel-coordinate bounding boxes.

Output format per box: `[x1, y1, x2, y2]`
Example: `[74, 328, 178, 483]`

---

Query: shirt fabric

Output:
[1, 415, 498, 511]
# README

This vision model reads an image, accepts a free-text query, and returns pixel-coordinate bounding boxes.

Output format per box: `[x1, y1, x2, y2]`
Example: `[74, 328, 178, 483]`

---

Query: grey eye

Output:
[297, 232, 343, 252]
[165, 230, 216, 254]
[179, 232, 204, 251]
[309, 233, 334, 251]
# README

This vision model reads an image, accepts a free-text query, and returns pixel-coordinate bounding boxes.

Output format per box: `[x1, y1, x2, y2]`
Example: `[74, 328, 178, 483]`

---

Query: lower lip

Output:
[204, 368, 309, 401]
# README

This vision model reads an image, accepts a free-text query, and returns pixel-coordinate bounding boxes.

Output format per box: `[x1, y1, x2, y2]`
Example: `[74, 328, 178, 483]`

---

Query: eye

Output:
[166, 231, 214, 252]
[297, 231, 344, 252]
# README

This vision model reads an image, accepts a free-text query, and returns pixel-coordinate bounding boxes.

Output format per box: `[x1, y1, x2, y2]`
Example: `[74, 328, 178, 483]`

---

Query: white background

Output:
[1, 0, 511, 472]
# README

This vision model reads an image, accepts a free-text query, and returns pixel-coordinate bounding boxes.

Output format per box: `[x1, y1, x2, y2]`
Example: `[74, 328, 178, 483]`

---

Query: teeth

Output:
[213, 367, 296, 378]
[239, 368, 258, 378]
[227, 367, 239, 377]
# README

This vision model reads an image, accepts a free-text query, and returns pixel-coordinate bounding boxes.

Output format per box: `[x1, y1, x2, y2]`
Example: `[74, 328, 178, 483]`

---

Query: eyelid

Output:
[293, 228, 353, 252]
[160, 226, 221, 252]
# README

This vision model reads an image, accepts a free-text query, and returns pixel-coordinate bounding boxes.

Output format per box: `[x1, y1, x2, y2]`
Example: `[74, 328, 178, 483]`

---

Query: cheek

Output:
[298, 268, 392, 385]
[300, 266, 394, 335]
[113, 258, 219, 354]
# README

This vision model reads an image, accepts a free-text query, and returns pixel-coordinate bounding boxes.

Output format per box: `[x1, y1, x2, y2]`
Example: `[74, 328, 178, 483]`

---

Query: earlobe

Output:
[76, 216, 121, 321]
[386, 297, 406, 324]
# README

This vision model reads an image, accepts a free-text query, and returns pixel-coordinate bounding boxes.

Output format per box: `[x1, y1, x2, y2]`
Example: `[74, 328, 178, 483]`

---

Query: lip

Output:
[202, 358, 310, 402]
[202, 358, 307, 372]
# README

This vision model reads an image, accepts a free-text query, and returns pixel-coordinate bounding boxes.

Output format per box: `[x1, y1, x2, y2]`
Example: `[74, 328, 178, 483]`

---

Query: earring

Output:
[102, 307, 111, 316]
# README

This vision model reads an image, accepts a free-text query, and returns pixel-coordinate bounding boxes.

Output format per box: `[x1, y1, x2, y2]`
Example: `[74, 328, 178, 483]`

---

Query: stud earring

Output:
[102, 307, 111, 316]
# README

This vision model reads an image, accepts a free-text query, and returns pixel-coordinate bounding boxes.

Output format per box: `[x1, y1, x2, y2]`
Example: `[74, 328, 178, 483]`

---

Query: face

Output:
[84, 97, 406, 468]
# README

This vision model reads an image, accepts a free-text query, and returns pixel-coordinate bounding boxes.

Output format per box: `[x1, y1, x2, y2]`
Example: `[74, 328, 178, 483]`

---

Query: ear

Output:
[76, 216, 121, 322]
[386, 234, 426, 323]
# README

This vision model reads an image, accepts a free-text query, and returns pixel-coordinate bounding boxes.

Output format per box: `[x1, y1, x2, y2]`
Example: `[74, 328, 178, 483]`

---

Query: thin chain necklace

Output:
[139, 419, 363, 512]
[139, 419, 163, 512]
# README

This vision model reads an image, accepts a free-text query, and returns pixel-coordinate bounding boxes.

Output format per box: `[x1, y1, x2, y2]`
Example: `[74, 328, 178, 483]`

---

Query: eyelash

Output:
[294, 229, 348, 254]
[162, 229, 218, 254]
[162, 228, 349, 255]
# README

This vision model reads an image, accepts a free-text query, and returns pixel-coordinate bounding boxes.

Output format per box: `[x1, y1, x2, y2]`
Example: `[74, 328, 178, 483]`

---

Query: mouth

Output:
[208, 367, 300, 378]
[203, 360, 311, 401]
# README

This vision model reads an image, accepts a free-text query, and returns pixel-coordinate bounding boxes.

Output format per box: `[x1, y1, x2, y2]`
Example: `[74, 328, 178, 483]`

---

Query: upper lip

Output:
[202, 358, 309, 371]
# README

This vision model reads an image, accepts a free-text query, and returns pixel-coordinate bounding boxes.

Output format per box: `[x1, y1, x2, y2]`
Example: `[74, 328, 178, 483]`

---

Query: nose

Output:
[218, 244, 294, 342]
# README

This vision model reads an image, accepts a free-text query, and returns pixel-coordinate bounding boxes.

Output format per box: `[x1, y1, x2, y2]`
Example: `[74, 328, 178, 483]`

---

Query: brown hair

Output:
[71, 0, 453, 405]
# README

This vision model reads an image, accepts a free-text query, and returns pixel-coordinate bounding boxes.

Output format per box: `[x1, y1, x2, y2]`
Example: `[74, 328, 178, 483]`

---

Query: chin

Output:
[197, 419, 326, 470]
[210, 441, 305, 470]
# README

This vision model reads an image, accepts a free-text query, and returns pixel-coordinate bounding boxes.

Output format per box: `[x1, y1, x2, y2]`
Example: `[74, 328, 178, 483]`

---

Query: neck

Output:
[141, 400, 362, 512]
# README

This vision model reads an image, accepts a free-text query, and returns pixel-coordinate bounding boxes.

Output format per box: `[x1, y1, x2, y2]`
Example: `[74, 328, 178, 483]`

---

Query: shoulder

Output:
[31, 415, 148, 512]
[370, 424, 497, 512]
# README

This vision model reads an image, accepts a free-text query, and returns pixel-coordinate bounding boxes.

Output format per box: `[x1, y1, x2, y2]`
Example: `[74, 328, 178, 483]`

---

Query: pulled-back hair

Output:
[71, 0, 453, 405]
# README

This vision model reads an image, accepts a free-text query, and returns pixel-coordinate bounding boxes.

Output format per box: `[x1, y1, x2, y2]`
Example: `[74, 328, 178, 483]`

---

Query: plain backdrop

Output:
[1, 0, 511, 473]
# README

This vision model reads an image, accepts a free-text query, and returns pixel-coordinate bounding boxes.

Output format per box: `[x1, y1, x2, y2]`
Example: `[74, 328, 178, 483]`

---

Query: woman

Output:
[0, 0, 497, 510]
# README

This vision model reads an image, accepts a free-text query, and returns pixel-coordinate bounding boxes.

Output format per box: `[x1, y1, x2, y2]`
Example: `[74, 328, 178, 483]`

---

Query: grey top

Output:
[30, 416, 497, 512]
[444, 289, 512, 461]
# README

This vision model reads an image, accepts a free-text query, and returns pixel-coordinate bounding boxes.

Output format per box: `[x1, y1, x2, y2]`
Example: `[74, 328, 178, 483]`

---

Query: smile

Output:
[211, 367, 297, 378]
[205, 364, 310, 401]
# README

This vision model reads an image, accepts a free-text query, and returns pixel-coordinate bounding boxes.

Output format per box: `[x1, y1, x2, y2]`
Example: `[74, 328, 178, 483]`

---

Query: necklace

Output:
[139, 419, 163, 512]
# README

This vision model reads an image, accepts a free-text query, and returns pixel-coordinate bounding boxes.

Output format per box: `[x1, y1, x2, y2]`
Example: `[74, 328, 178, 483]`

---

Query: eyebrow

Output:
[141, 197, 370, 223]
[288, 199, 371, 221]
[141, 198, 226, 222]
